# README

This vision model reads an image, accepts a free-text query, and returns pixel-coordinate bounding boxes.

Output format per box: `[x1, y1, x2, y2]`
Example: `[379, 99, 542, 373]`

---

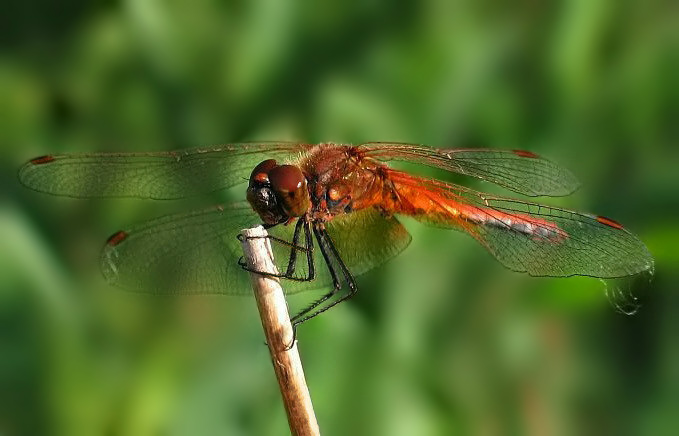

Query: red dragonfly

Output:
[19, 142, 653, 325]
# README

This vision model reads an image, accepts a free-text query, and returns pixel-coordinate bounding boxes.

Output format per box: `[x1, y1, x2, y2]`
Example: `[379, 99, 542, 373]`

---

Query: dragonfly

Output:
[19, 142, 654, 326]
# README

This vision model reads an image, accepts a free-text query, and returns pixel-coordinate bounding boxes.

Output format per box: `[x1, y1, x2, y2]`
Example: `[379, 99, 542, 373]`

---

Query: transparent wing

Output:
[101, 202, 411, 295]
[101, 203, 259, 295]
[19, 142, 306, 199]
[388, 171, 653, 278]
[361, 142, 580, 197]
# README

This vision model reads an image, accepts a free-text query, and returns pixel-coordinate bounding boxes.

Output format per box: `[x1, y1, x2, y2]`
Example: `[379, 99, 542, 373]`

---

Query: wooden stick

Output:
[240, 225, 320, 436]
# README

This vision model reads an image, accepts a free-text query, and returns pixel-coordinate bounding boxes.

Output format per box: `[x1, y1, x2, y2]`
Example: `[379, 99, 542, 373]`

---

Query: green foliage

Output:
[2, 1, 677, 435]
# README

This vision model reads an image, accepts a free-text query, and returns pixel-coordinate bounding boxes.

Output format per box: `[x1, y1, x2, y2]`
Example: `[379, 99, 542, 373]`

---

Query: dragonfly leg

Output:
[281, 325, 298, 351]
[263, 325, 298, 352]
[238, 218, 316, 282]
[284, 218, 308, 276]
[237, 232, 310, 253]
[290, 224, 357, 327]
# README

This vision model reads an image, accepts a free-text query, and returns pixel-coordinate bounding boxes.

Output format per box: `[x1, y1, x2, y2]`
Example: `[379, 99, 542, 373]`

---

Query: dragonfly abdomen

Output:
[384, 170, 567, 241]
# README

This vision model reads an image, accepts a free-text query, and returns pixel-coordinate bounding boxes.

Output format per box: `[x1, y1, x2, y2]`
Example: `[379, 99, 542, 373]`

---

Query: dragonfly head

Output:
[247, 159, 310, 225]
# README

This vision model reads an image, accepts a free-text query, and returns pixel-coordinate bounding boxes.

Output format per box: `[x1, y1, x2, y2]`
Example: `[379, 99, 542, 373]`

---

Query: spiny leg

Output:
[237, 218, 315, 282]
[301, 219, 315, 280]
[285, 218, 315, 278]
[280, 218, 315, 280]
[290, 224, 342, 325]
[236, 228, 309, 253]
[295, 226, 357, 324]
[282, 220, 317, 349]
[290, 224, 357, 327]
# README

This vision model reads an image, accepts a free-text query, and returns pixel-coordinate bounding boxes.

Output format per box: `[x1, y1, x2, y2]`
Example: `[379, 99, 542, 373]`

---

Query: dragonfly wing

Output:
[19, 142, 305, 199]
[389, 172, 653, 278]
[101, 202, 411, 295]
[361, 142, 580, 197]
[101, 202, 260, 295]
[471, 197, 654, 278]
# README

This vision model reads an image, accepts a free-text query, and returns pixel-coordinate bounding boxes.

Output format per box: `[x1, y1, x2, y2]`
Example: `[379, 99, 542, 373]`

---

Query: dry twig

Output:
[240, 225, 320, 436]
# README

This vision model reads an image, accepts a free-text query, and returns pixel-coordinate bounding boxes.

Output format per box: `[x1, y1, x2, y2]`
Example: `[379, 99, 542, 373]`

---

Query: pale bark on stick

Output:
[240, 225, 320, 436]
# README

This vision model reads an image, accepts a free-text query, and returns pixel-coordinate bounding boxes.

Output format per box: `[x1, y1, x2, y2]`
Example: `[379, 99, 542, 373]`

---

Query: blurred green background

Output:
[1, 1, 678, 435]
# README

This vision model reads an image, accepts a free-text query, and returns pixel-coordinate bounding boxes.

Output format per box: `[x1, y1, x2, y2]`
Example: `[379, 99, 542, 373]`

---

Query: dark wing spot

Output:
[512, 149, 539, 158]
[30, 155, 56, 165]
[596, 215, 625, 230]
[106, 230, 129, 246]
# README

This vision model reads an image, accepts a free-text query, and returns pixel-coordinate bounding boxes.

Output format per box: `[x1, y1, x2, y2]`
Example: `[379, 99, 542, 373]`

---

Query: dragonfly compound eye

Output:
[268, 165, 310, 217]
[246, 159, 289, 225]
[249, 159, 278, 185]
